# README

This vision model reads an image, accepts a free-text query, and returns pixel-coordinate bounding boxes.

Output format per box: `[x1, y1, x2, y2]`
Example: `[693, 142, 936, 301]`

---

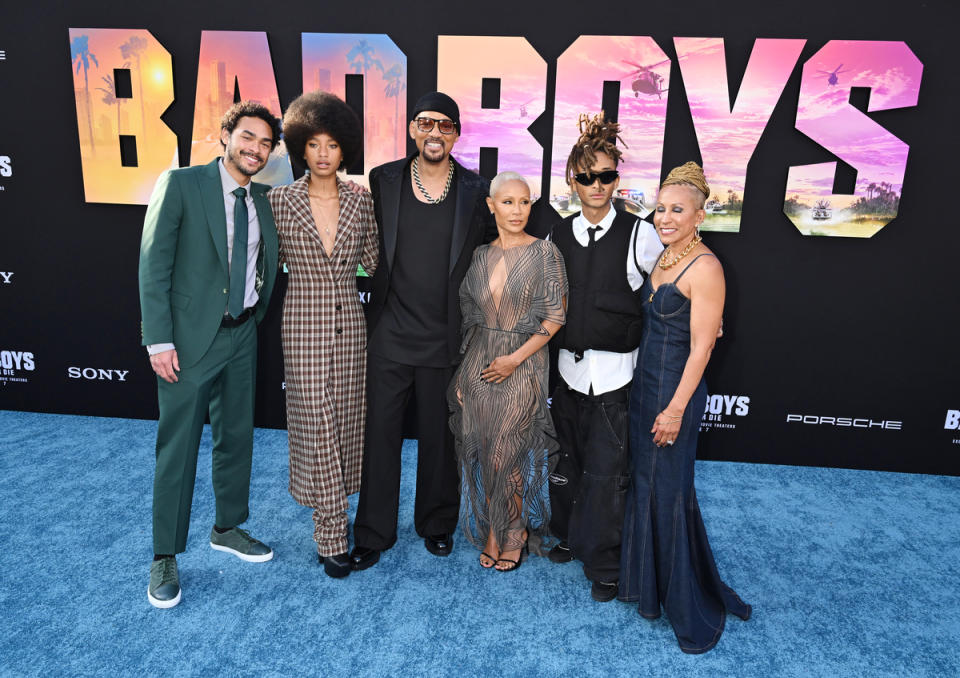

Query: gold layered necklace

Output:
[658, 235, 702, 270]
[412, 157, 454, 204]
[308, 190, 338, 238]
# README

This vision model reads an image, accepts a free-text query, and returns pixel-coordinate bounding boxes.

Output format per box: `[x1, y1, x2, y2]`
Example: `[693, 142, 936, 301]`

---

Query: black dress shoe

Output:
[349, 546, 381, 571]
[547, 541, 574, 564]
[591, 580, 619, 602]
[424, 533, 453, 557]
[319, 552, 351, 579]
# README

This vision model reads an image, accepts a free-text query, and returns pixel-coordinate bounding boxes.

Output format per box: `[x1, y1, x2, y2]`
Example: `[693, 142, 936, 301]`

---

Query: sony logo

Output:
[786, 414, 902, 430]
[0, 156, 10, 178]
[0, 350, 35, 371]
[68, 367, 129, 381]
[0, 272, 13, 284]
[945, 410, 960, 430]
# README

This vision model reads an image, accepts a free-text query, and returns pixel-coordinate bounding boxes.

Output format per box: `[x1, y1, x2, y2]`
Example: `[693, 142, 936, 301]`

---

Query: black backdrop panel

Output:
[0, 1, 957, 475]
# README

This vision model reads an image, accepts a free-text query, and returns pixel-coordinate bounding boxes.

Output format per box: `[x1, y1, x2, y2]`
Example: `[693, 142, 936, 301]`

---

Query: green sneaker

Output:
[147, 557, 181, 609]
[209, 527, 273, 562]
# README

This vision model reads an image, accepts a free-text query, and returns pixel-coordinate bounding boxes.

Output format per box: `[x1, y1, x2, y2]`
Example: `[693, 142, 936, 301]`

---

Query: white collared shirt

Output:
[555, 204, 663, 395]
[146, 160, 262, 356]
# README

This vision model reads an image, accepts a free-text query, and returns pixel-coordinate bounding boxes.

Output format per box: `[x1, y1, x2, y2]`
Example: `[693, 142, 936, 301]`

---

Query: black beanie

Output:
[411, 91, 461, 134]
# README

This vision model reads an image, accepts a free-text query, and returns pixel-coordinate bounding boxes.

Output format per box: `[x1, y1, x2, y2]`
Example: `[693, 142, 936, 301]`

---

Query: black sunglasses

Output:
[415, 116, 457, 135]
[573, 170, 619, 186]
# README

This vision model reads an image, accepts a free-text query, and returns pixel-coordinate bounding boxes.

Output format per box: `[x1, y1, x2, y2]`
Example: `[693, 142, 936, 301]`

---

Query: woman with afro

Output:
[268, 91, 378, 578]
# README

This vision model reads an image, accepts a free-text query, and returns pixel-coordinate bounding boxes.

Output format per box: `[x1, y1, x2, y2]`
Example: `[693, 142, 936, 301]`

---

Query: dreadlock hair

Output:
[565, 112, 627, 184]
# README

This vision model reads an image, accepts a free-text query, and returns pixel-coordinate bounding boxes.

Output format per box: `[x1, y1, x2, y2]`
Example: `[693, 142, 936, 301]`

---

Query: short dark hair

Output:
[282, 91, 363, 170]
[220, 101, 281, 151]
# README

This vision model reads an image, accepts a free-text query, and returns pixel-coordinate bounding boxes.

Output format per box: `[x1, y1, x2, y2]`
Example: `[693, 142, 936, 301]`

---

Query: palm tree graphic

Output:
[382, 63, 405, 158]
[70, 35, 98, 153]
[346, 39, 384, 77]
[96, 71, 128, 139]
[120, 36, 149, 133]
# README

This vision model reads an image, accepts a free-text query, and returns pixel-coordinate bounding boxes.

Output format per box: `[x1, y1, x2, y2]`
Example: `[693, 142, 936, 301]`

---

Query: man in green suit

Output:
[139, 101, 281, 609]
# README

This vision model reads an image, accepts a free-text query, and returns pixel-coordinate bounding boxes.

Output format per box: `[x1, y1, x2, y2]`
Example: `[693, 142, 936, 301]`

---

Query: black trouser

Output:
[353, 351, 460, 551]
[549, 379, 631, 584]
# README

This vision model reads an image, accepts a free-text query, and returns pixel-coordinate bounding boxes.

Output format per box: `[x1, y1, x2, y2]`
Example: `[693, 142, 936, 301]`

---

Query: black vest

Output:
[552, 210, 645, 353]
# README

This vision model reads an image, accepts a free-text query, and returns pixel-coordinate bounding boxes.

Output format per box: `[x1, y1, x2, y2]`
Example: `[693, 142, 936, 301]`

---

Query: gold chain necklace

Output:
[658, 235, 702, 271]
[412, 157, 454, 204]
[307, 191, 338, 237]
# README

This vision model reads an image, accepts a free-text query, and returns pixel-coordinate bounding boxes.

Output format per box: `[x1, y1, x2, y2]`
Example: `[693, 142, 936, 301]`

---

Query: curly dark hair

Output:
[220, 101, 281, 151]
[282, 91, 363, 170]
[565, 111, 626, 183]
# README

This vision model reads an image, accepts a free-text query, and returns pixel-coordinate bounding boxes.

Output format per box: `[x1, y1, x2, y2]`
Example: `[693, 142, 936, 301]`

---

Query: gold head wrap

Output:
[661, 161, 709, 199]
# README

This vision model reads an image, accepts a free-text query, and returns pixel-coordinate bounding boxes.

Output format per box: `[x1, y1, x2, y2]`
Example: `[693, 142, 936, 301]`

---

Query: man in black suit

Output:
[350, 92, 495, 569]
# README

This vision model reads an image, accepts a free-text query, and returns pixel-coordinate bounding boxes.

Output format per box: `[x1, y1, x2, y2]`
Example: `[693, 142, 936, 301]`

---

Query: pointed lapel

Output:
[380, 163, 404, 270]
[448, 157, 473, 276]
[286, 175, 323, 247]
[250, 182, 278, 265]
[199, 159, 228, 276]
[198, 158, 230, 275]
[249, 180, 278, 319]
[333, 177, 360, 257]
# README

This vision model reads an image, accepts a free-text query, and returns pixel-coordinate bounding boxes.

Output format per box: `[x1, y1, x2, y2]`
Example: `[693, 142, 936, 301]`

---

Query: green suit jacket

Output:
[139, 158, 279, 369]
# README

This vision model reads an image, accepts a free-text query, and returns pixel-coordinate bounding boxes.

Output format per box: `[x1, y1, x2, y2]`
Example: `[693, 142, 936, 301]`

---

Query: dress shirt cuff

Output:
[147, 343, 176, 356]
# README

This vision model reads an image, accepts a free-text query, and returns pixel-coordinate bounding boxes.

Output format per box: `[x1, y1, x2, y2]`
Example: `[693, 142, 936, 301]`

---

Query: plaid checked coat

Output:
[268, 175, 378, 516]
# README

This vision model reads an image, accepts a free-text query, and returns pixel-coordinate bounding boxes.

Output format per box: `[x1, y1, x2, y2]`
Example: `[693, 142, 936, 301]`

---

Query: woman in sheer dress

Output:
[448, 172, 567, 571]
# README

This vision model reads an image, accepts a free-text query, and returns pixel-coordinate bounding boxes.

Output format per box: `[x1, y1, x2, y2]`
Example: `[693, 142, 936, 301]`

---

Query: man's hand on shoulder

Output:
[150, 349, 180, 383]
[343, 179, 369, 195]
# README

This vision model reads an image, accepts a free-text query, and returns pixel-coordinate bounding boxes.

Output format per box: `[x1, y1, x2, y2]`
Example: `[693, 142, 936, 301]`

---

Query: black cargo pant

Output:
[548, 379, 631, 584]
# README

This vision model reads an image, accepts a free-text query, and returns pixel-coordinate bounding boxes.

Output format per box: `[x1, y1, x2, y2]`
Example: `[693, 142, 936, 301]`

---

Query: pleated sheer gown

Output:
[449, 239, 567, 554]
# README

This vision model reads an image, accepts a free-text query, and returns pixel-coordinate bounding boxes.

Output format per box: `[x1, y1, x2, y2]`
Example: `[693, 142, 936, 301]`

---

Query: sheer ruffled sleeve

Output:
[517, 240, 567, 335]
[458, 247, 486, 353]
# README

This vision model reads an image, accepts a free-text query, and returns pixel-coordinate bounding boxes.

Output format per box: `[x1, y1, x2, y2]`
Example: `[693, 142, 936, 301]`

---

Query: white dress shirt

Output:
[147, 159, 262, 356]
[555, 204, 663, 395]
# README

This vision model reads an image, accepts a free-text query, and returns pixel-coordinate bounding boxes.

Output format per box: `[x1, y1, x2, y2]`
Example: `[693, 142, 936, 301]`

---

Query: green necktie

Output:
[228, 186, 249, 318]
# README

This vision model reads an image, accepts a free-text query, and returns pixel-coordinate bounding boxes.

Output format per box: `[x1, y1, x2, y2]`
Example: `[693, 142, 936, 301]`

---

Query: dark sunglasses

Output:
[415, 116, 457, 135]
[573, 170, 619, 186]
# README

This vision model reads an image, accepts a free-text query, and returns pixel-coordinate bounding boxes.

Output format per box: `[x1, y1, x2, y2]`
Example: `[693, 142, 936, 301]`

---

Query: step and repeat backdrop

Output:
[0, 1, 957, 474]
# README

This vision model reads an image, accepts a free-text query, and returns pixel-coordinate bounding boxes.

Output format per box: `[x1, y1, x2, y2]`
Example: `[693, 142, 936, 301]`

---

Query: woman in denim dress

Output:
[618, 162, 751, 653]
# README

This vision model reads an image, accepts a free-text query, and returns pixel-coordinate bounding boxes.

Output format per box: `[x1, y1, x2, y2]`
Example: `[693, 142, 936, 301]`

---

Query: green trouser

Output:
[152, 320, 257, 555]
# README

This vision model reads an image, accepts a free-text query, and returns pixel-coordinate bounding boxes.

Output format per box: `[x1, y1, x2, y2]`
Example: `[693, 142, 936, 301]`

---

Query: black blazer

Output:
[366, 154, 496, 365]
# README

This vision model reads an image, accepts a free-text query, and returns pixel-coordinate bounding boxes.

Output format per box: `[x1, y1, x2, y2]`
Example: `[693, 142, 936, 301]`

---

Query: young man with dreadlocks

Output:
[547, 113, 663, 602]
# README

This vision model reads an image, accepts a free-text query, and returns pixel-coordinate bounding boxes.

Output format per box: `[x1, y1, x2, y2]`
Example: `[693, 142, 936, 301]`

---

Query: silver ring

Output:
[666, 440, 674, 446]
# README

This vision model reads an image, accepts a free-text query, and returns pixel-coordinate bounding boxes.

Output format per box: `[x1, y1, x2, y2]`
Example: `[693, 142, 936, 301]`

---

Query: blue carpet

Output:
[1, 410, 958, 677]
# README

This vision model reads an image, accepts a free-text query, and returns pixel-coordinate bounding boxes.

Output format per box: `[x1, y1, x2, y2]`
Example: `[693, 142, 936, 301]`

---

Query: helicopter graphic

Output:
[518, 98, 537, 118]
[817, 64, 851, 86]
[621, 59, 672, 98]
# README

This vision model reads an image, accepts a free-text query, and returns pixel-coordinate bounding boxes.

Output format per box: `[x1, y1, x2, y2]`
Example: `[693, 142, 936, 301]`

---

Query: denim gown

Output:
[618, 253, 751, 654]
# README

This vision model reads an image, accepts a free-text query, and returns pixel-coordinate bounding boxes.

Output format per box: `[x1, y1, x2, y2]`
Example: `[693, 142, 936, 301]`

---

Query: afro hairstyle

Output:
[282, 91, 363, 170]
